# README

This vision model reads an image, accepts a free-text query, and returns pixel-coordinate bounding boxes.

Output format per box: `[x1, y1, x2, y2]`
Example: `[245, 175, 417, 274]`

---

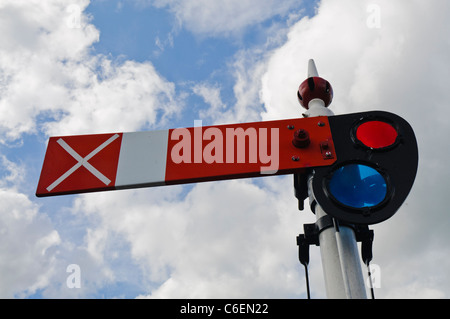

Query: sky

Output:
[0, 0, 449, 299]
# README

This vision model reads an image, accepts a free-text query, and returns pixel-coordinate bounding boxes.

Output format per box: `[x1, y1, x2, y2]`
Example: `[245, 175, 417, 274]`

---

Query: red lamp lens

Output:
[356, 121, 398, 149]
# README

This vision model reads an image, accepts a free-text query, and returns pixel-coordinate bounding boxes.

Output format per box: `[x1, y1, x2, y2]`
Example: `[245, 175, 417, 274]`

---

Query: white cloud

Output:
[0, 158, 60, 298]
[72, 177, 313, 298]
[226, 49, 269, 124]
[0, 153, 116, 299]
[0, 0, 96, 140]
[192, 82, 227, 121]
[193, 48, 273, 126]
[261, 0, 450, 120]
[43, 58, 179, 136]
[140, 0, 300, 36]
[0, 0, 179, 142]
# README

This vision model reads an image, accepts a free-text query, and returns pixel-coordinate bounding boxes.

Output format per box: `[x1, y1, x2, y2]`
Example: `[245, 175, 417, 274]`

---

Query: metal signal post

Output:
[298, 60, 366, 298]
[296, 59, 418, 298]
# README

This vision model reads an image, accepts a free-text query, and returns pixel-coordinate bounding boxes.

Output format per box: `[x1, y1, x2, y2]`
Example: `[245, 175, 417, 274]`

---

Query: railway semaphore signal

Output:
[36, 59, 418, 299]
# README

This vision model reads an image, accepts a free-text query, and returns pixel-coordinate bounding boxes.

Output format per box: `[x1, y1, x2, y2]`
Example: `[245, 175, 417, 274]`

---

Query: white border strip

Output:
[115, 130, 169, 189]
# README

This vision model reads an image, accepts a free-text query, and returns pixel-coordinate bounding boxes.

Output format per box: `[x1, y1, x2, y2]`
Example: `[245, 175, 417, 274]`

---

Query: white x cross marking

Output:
[46, 134, 120, 192]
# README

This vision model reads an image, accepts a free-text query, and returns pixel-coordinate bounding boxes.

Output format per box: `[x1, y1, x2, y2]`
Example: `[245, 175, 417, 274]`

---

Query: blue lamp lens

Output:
[328, 164, 387, 209]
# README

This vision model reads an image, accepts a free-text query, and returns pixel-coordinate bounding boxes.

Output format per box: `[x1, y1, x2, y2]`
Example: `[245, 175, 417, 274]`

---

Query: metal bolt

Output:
[296, 129, 307, 138]
[292, 156, 300, 161]
[292, 129, 310, 148]
[287, 125, 295, 130]
[325, 151, 332, 158]
[318, 121, 325, 127]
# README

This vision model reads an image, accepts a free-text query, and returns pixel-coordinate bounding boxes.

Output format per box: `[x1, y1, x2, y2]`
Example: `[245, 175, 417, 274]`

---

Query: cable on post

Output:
[355, 225, 375, 299]
[297, 223, 320, 298]
[297, 234, 311, 299]
[366, 262, 375, 299]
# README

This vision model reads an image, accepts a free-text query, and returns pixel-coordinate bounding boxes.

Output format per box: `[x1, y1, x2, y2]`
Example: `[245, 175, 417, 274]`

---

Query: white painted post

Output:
[306, 59, 367, 299]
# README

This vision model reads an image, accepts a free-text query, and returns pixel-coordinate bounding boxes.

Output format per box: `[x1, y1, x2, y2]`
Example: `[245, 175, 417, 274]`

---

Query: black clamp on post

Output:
[297, 216, 374, 263]
[296, 216, 374, 298]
